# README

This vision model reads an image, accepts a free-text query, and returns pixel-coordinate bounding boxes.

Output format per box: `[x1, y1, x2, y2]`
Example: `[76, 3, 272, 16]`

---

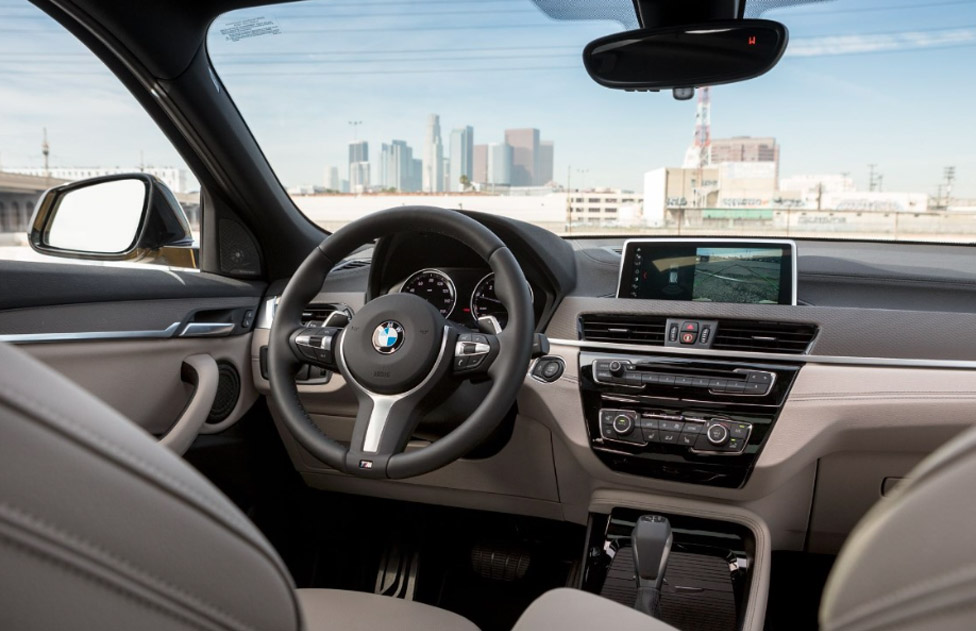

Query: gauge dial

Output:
[399, 269, 456, 317]
[470, 273, 533, 330]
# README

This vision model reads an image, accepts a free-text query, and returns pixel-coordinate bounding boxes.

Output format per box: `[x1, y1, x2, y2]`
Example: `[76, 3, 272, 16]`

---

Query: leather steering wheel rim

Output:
[268, 206, 534, 479]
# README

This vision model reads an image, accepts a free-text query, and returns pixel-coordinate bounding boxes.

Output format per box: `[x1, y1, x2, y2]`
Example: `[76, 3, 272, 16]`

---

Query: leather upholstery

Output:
[513, 588, 678, 631]
[298, 589, 478, 631]
[821, 422, 976, 631]
[0, 341, 301, 630]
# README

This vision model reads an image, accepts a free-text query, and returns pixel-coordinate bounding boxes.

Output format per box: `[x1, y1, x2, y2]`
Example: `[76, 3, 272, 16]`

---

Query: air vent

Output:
[301, 304, 352, 326]
[711, 320, 818, 354]
[580, 314, 668, 345]
[333, 259, 370, 271]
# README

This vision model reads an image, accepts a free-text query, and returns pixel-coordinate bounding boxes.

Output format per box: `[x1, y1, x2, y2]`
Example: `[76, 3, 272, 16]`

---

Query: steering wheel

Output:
[268, 207, 534, 479]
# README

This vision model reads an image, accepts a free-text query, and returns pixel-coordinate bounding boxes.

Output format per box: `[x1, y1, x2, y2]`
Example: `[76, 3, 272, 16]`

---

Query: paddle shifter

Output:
[632, 514, 673, 617]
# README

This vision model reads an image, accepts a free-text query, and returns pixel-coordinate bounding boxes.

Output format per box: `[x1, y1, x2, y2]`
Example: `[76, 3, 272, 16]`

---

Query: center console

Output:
[580, 350, 800, 488]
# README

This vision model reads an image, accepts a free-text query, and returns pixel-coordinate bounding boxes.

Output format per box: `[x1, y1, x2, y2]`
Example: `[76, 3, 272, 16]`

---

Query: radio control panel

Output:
[593, 359, 775, 397]
[580, 351, 800, 488]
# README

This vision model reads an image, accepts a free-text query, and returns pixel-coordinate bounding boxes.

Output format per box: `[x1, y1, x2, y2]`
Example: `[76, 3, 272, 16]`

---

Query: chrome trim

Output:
[255, 296, 278, 329]
[0, 322, 181, 344]
[551, 337, 976, 369]
[397, 268, 457, 318]
[179, 322, 235, 337]
[455, 341, 490, 357]
[615, 237, 798, 306]
[337, 326, 452, 453]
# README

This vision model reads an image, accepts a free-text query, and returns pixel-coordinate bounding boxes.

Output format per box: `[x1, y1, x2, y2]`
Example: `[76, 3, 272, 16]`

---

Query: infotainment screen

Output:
[617, 239, 796, 305]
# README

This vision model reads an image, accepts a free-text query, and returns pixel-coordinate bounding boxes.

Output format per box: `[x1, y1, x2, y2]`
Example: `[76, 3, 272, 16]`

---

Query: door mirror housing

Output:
[583, 19, 788, 92]
[29, 173, 196, 267]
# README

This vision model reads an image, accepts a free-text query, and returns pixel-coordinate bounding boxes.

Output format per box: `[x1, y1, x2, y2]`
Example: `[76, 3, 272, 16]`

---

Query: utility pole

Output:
[867, 164, 877, 192]
[347, 120, 362, 140]
[565, 165, 572, 234]
[42, 128, 50, 178]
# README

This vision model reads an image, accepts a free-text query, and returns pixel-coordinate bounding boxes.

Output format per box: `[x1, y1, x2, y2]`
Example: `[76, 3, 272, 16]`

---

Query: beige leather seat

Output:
[0, 341, 668, 631]
[2, 337, 974, 631]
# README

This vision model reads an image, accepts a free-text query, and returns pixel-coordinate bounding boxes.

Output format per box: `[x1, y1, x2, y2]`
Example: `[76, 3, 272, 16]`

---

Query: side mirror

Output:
[29, 173, 197, 267]
[583, 19, 788, 93]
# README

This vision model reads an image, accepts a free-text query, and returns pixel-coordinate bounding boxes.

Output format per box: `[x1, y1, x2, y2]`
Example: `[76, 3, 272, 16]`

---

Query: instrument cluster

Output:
[396, 267, 534, 330]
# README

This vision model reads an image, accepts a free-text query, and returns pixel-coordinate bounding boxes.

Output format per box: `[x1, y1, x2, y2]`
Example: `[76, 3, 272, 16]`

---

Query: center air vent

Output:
[711, 320, 818, 354]
[580, 314, 668, 346]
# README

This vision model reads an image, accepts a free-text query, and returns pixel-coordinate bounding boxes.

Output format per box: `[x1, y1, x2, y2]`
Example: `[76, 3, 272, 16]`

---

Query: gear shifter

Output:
[631, 514, 672, 617]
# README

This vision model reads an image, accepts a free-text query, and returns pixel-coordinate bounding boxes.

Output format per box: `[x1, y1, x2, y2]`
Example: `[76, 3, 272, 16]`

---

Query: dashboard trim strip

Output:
[549, 338, 976, 369]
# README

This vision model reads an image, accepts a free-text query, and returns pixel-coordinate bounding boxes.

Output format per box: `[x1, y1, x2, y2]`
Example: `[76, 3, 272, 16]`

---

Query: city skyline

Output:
[331, 116, 556, 193]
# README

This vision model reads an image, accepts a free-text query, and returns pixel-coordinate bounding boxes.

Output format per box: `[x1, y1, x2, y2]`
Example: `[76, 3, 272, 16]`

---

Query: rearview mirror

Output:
[29, 173, 196, 267]
[583, 19, 788, 92]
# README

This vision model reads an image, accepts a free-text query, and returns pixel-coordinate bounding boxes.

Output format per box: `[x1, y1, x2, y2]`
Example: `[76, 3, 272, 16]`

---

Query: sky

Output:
[1, 0, 975, 198]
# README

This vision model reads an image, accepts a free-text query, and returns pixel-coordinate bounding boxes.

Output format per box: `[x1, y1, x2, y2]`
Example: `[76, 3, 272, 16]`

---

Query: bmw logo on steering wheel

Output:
[372, 320, 405, 354]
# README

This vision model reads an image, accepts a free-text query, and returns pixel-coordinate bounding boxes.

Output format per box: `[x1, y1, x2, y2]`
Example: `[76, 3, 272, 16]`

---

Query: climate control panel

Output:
[599, 409, 753, 454]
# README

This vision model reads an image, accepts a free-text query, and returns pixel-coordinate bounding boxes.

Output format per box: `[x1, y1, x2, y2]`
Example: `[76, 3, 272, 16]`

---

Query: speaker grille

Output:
[208, 361, 241, 424]
[218, 218, 261, 276]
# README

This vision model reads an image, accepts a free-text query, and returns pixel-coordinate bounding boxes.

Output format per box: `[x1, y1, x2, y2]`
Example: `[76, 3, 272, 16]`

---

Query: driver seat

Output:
[0, 341, 664, 631]
[5, 334, 976, 631]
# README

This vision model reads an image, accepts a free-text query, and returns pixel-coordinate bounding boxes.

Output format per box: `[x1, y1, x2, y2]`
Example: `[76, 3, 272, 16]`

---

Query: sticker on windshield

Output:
[219, 17, 282, 42]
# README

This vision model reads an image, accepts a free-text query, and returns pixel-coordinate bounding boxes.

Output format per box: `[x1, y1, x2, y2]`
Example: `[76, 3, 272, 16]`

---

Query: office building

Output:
[325, 166, 341, 192]
[448, 126, 474, 191]
[472, 144, 488, 185]
[487, 143, 513, 186]
[710, 137, 779, 170]
[422, 114, 444, 193]
[348, 140, 369, 192]
[379, 140, 421, 192]
[538, 140, 554, 186]
[504, 128, 539, 187]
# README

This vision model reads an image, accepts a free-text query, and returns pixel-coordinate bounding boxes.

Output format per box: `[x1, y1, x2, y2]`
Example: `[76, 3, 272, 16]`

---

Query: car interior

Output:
[2, 1, 976, 630]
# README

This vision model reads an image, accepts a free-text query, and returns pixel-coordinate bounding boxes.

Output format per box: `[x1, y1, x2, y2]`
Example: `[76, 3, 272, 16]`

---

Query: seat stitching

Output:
[0, 382, 252, 533]
[0, 386, 301, 630]
[0, 530, 222, 631]
[0, 501, 259, 631]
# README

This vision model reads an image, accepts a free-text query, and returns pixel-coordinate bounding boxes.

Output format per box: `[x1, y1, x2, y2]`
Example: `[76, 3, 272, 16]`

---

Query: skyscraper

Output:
[348, 140, 369, 193]
[325, 166, 341, 191]
[423, 114, 444, 193]
[473, 145, 488, 185]
[380, 140, 421, 192]
[448, 126, 474, 191]
[504, 128, 539, 187]
[487, 143, 513, 186]
[538, 140, 554, 186]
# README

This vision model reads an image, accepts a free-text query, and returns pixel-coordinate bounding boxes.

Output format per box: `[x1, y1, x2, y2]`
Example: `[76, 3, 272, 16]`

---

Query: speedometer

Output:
[470, 273, 533, 330]
[399, 269, 456, 317]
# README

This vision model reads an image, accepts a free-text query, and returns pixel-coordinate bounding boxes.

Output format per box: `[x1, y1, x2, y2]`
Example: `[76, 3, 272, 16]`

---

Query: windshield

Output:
[208, 0, 976, 242]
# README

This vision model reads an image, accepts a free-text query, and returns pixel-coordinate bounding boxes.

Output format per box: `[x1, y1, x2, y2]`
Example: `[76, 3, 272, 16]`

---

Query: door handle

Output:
[179, 322, 235, 337]
[159, 354, 218, 455]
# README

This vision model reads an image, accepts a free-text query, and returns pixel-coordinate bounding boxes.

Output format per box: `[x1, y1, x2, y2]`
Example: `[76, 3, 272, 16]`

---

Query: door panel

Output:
[0, 260, 265, 439]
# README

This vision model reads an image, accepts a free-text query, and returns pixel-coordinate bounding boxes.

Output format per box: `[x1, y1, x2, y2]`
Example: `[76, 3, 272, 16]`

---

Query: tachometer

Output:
[470, 273, 533, 330]
[399, 268, 456, 317]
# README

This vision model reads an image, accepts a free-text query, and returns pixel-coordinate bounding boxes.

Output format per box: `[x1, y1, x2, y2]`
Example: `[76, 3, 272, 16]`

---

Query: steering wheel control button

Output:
[372, 320, 404, 354]
[707, 423, 730, 446]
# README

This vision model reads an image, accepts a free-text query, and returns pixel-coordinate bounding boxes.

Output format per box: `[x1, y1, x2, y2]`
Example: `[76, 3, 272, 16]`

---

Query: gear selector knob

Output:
[632, 514, 672, 617]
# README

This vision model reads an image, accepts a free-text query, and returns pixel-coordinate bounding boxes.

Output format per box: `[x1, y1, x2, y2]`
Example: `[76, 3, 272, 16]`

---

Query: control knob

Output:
[706, 422, 730, 446]
[612, 414, 635, 436]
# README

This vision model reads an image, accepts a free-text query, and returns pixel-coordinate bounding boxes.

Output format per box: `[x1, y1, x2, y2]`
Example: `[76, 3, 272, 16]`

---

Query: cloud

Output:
[788, 26, 976, 57]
